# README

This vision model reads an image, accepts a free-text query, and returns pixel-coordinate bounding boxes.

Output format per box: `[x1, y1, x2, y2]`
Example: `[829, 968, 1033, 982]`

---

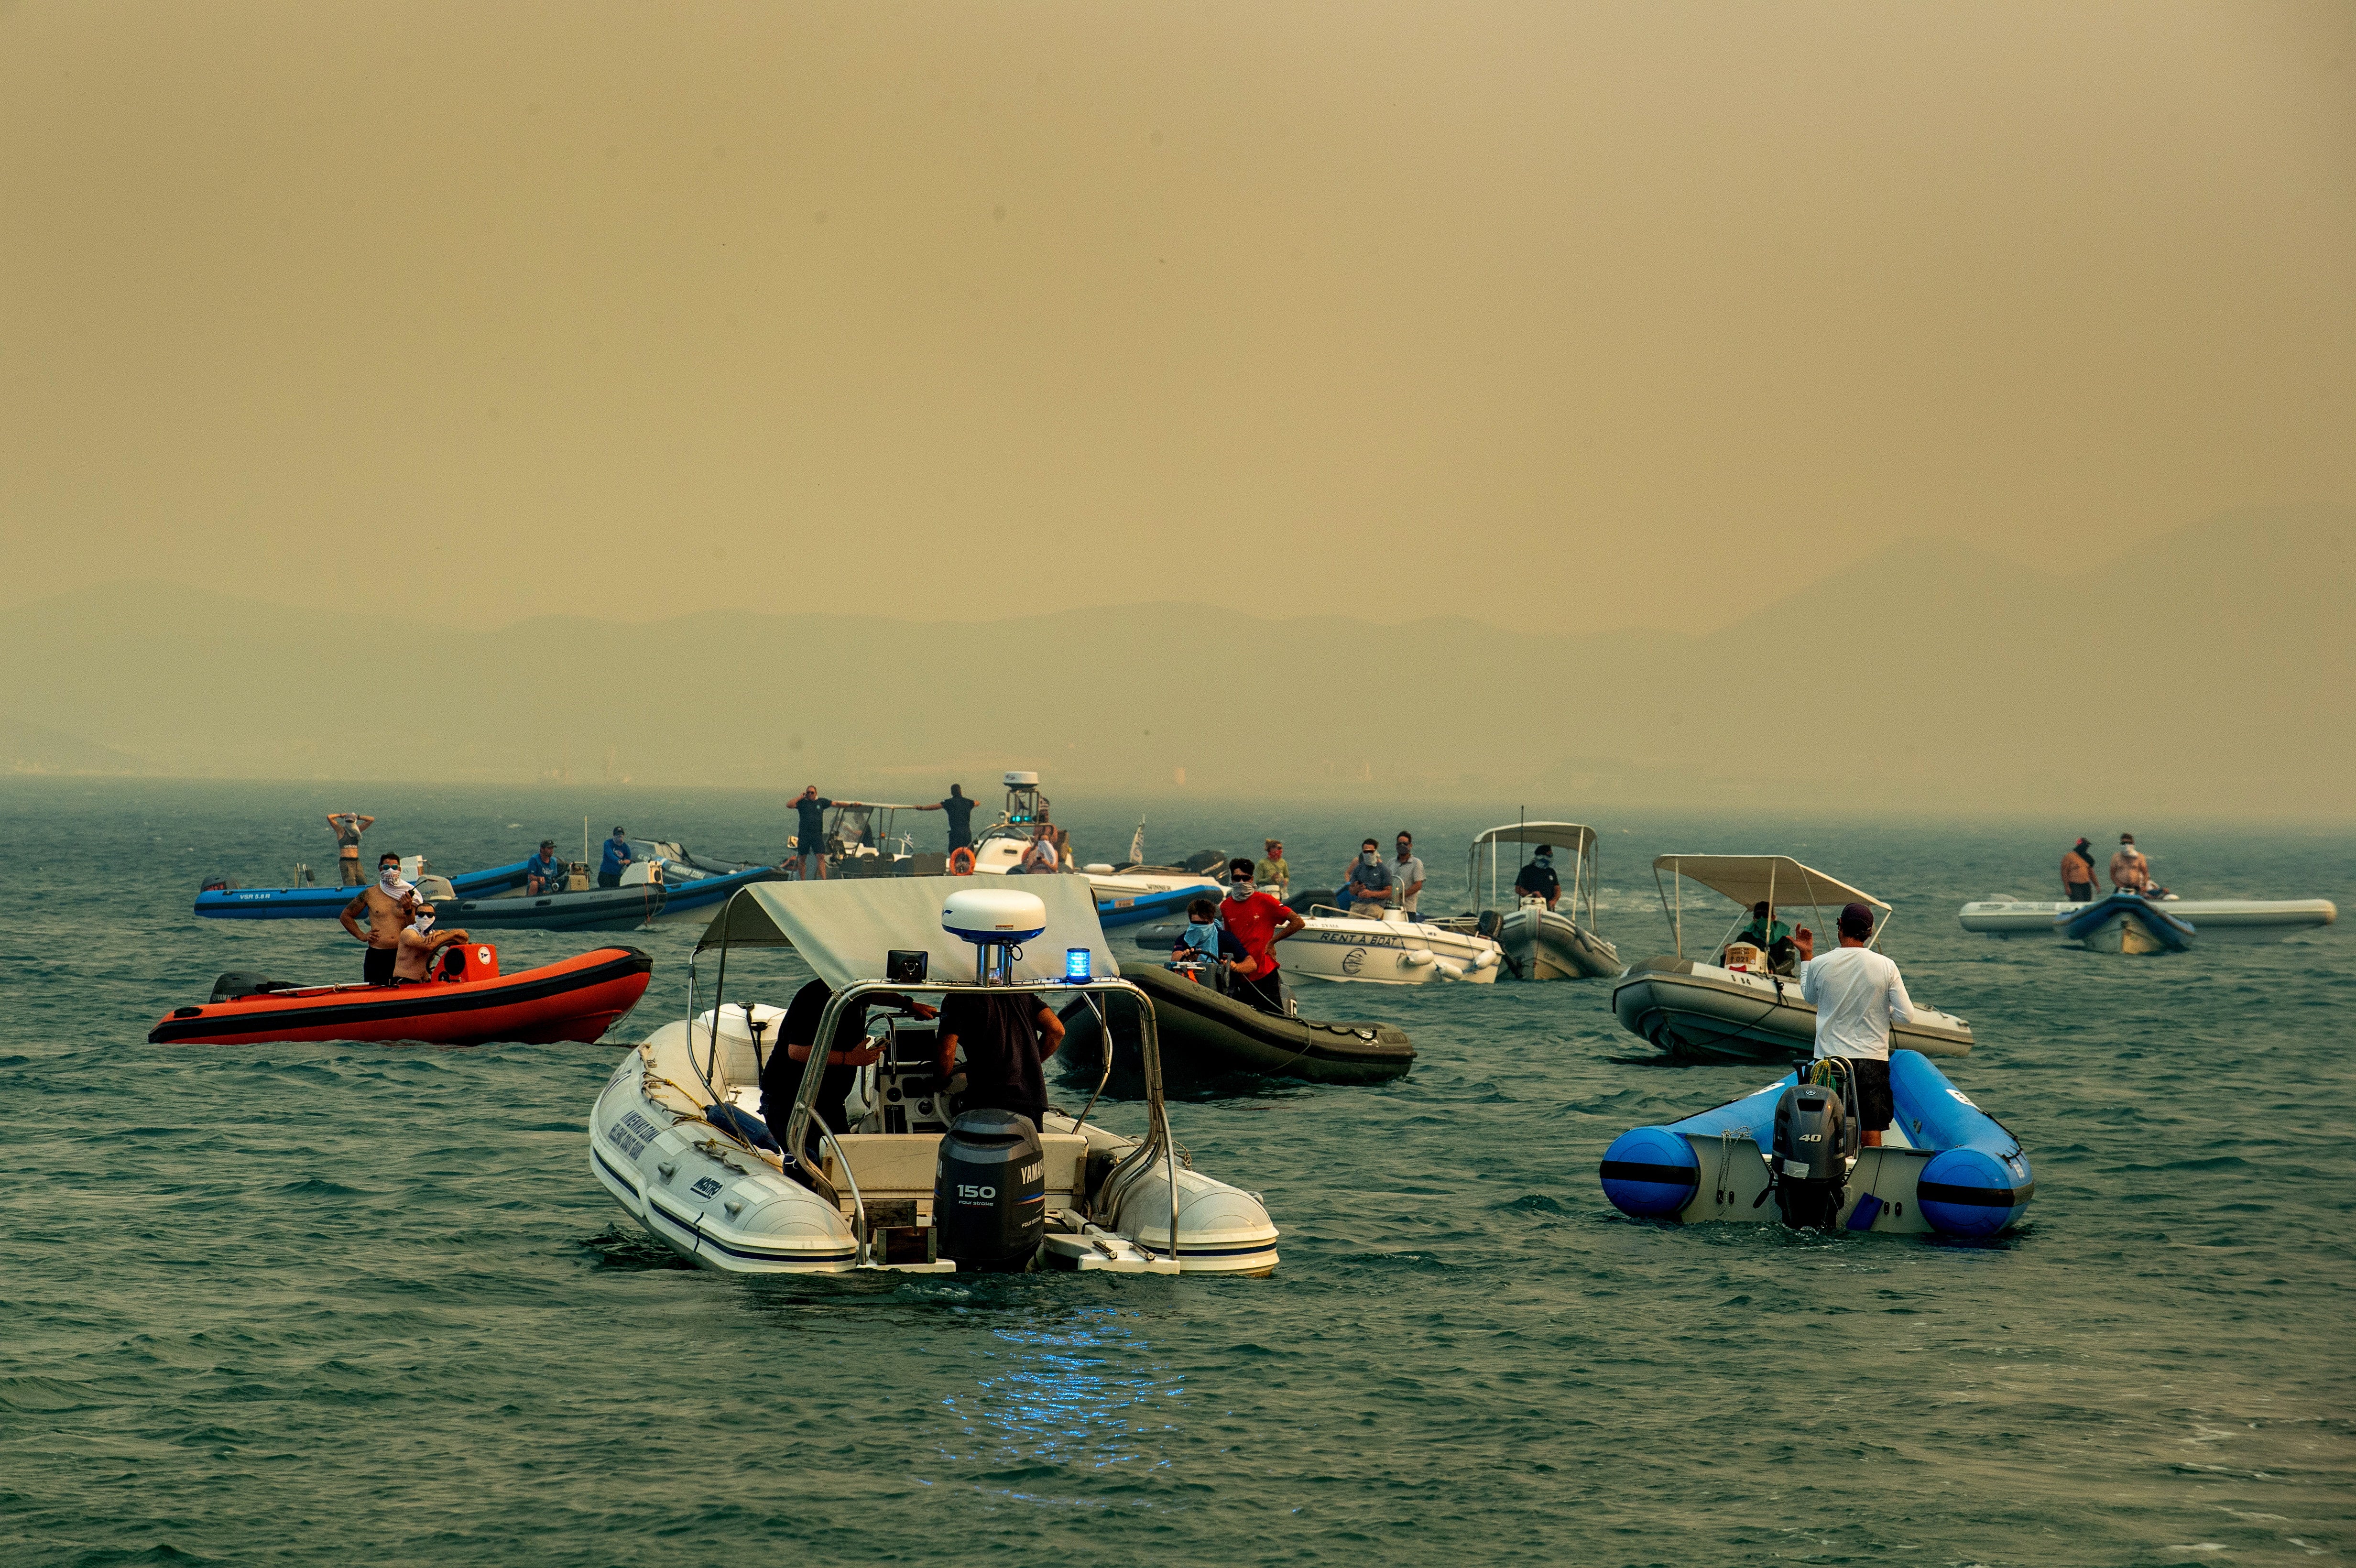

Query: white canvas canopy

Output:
[695, 876, 1120, 988]
[1471, 823, 1597, 856]
[1651, 854, 1887, 915]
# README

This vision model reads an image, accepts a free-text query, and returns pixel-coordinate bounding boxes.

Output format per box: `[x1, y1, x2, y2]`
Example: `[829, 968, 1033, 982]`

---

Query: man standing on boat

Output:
[1793, 903, 1913, 1149]
[338, 850, 419, 986]
[1512, 846, 1561, 908]
[788, 786, 833, 880]
[935, 987, 1063, 1133]
[1390, 833, 1427, 921]
[917, 784, 978, 856]
[2110, 834, 2152, 893]
[597, 828, 637, 889]
[1218, 857, 1307, 1013]
[1256, 838, 1290, 895]
[2061, 838, 2100, 903]
[326, 812, 374, 887]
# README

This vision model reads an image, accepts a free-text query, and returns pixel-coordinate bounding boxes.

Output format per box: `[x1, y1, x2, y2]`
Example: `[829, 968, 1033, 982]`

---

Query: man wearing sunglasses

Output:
[1218, 857, 1306, 1014]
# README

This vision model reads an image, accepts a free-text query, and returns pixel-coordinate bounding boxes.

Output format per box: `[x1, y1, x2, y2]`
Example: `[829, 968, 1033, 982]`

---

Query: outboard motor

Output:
[1474, 909, 1503, 941]
[209, 971, 290, 1002]
[933, 1109, 1046, 1272]
[1769, 1078, 1857, 1229]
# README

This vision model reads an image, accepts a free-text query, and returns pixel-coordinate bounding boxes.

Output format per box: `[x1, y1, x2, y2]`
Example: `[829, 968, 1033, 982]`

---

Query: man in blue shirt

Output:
[598, 828, 636, 889]
[789, 786, 833, 880]
[918, 784, 978, 852]
[1346, 839, 1393, 918]
[525, 839, 565, 895]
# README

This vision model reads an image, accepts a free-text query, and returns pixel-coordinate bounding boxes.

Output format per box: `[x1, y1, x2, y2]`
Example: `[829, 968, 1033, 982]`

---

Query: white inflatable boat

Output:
[1277, 906, 1505, 984]
[1958, 897, 2337, 944]
[588, 876, 1279, 1276]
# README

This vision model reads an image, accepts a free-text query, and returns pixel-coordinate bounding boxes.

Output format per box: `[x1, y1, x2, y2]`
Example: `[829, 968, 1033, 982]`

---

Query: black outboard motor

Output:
[209, 972, 292, 1002]
[933, 1109, 1047, 1272]
[1769, 1078, 1857, 1229]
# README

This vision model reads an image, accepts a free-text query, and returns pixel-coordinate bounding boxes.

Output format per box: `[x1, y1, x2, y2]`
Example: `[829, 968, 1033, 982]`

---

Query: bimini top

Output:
[694, 875, 1119, 988]
[1471, 822, 1596, 857]
[1650, 854, 1888, 914]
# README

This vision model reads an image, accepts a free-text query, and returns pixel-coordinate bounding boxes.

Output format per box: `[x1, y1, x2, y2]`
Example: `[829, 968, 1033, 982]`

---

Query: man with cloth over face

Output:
[338, 851, 419, 986]
[1217, 857, 1307, 1013]
[1793, 902, 1913, 1147]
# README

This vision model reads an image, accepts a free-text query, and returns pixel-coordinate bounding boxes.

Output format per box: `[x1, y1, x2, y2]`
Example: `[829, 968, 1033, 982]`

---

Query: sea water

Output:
[2, 779, 2350, 1566]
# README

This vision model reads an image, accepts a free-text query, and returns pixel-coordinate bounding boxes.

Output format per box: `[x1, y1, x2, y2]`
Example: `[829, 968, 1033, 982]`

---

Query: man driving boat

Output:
[1512, 847, 1561, 908]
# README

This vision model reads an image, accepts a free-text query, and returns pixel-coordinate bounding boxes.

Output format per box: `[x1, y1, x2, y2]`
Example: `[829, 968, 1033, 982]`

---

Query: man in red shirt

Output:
[1217, 856, 1305, 1013]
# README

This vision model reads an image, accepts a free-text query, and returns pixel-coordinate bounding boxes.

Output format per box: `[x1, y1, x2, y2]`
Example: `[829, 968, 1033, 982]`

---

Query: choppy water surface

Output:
[3, 780, 2351, 1566]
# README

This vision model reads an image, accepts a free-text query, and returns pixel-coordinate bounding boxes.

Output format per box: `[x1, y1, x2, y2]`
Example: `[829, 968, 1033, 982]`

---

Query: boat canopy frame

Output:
[1469, 821, 1600, 932]
[678, 883, 1182, 1266]
[1651, 853, 1893, 959]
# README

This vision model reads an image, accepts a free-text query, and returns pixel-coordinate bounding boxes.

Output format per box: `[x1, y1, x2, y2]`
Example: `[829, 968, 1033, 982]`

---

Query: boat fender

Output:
[1429, 958, 1467, 980]
[1400, 950, 1436, 967]
[704, 1103, 780, 1154]
[1471, 949, 1498, 970]
[1916, 1147, 2032, 1238]
[1600, 1127, 1699, 1218]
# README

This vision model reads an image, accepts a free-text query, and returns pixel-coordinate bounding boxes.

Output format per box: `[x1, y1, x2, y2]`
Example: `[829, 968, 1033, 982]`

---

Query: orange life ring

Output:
[947, 846, 976, 876]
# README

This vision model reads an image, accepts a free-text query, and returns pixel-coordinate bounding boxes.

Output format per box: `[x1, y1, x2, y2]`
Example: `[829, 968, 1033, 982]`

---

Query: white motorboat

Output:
[589, 875, 1279, 1275]
[968, 771, 1222, 926]
[1467, 822, 1621, 980]
[1278, 906, 1505, 985]
[1958, 897, 2337, 944]
[1610, 854, 1972, 1063]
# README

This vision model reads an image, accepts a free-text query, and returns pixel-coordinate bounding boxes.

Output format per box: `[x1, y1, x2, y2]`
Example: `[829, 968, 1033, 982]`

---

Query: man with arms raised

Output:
[326, 812, 375, 887]
[338, 850, 419, 987]
[788, 787, 833, 880]
[1218, 856, 1307, 1013]
[1793, 902, 1913, 1148]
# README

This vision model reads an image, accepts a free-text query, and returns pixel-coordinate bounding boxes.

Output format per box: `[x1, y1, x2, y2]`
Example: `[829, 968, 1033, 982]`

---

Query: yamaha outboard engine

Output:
[933, 1109, 1046, 1272]
[1769, 1079, 1857, 1229]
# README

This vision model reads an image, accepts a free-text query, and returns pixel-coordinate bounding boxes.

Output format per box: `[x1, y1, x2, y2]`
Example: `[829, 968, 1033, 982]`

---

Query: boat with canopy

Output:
[587, 875, 1279, 1274]
[1609, 854, 1973, 1063]
[1466, 822, 1620, 980]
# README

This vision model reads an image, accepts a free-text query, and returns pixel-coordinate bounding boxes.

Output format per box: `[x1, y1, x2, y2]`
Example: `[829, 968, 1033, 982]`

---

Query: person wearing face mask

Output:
[2109, 833, 2156, 894]
[391, 903, 472, 984]
[339, 851, 419, 985]
[1217, 858, 1307, 1013]
[1512, 846, 1561, 909]
[1390, 832, 1426, 921]
[1345, 839, 1393, 920]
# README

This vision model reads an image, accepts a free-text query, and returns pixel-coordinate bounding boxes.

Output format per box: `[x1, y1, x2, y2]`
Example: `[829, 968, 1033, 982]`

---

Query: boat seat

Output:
[822, 1131, 1089, 1198]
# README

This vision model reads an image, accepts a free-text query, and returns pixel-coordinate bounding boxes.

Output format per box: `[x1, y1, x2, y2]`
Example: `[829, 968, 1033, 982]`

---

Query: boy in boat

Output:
[326, 812, 374, 886]
[1513, 847, 1561, 908]
[391, 903, 472, 984]
[1169, 897, 1225, 979]
[1220, 857, 1307, 1013]
[1793, 903, 1914, 1148]
[338, 851, 419, 986]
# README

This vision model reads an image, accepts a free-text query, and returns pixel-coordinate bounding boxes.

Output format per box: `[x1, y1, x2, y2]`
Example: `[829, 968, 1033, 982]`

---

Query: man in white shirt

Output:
[1390, 832, 1426, 919]
[1794, 902, 1914, 1147]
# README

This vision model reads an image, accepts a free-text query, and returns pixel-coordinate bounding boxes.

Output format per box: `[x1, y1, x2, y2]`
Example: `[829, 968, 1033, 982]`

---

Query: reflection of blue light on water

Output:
[934, 1306, 1182, 1486]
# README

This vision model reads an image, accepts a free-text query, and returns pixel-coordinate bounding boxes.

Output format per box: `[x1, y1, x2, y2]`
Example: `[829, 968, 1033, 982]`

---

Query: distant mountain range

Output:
[7, 504, 2349, 816]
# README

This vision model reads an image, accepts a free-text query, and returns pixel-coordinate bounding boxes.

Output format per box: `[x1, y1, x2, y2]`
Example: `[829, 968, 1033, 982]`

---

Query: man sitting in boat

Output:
[1731, 902, 1800, 976]
[1170, 897, 1226, 978]
[525, 839, 565, 895]
[2061, 838, 2099, 902]
[1221, 858, 1308, 1013]
[764, 980, 928, 1156]
[935, 988, 1064, 1133]
[390, 903, 472, 984]
[1793, 903, 1914, 1148]
[1015, 827, 1061, 875]
[338, 851, 419, 986]
[1512, 847, 1561, 908]
[1345, 841, 1392, 918]
[1256, 839, 1290, 894]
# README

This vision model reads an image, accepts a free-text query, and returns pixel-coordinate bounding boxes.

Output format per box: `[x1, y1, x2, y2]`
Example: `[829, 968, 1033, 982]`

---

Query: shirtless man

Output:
[2109, 834, 2151, 893]
[339, 850, 419, 986]
[392, 902, 472, 984]
[2060, 838, 2099, 902]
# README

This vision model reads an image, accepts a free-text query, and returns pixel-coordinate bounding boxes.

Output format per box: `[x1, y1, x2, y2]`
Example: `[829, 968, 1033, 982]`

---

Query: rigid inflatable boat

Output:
[1057, 963, 1414, 1085]
[2055, 892, 2198, 953]
[1958, 896, 2336, 945]
[1599, 1049, 2032, 1238]
[196, 857, 532, 919]
[1468, 823, 1621, 980]
[427, 860, 784, 932]
[968, 772, 1223, 927]
[1612, 854, 1972, 1063]
[589, 877, 1280, 1275]
[149, 945, 653, 1046]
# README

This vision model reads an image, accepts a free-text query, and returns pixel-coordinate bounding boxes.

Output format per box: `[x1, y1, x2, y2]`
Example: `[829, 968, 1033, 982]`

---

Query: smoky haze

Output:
[1, 3, 2350, 817]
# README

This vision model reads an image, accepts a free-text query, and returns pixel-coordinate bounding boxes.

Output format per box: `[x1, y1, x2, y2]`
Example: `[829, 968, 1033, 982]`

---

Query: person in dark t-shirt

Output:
[935, 990, 1063, 1130]
[788, 786, 834, 880]
[760, 979, 933, 1156]
[919, 784, 979, 851]
[1512, 847, 1562, 908]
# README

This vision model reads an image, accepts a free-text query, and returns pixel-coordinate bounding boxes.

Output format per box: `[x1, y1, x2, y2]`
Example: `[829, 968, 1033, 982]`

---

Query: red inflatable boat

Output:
[148, 944, 654, 1046]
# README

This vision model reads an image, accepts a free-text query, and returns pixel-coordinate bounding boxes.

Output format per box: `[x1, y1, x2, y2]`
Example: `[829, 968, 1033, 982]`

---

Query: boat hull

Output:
[195, 858, 533, 919]
[149, 947, 654, 1046]
[1599, 1049, 2032, 1236]
[430, 865, 787, 931]
[1959, 897, 2336, 942]
[1059, 964, 1414, 1085]
[1278, 915, 1504, 985]
[2058, 893, 2198, 953]
[1498, 906, 1621, 980]
[1610, 957, 1972, 1063]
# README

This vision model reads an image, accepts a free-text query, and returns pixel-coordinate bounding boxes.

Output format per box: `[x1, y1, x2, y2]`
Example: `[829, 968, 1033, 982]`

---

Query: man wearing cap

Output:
[2109, 834, 2151, 893]
[2060, 838, 2100, 903]
[1793, 903, 1913, 1148]
[597, 828, 637, 889]
[525, 839, 565, 895]
[1217, 857, 1307, 1013]
[1512, 847, 1561, 909]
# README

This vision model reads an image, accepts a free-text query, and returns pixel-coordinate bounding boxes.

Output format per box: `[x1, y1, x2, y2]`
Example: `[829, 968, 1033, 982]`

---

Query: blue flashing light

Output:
[1065, 947, 1092, 982]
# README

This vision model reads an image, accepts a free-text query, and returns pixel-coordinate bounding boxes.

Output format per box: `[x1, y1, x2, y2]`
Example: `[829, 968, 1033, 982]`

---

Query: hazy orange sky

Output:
[3, 1, 2349, 631]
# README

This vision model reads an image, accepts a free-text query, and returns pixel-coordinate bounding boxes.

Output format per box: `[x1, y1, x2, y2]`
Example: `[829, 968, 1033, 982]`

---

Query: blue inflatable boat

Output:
[196, 859, 533, 920]
[1599, 1049, 2033, 1238]
[2055, 892, 2196, 954]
